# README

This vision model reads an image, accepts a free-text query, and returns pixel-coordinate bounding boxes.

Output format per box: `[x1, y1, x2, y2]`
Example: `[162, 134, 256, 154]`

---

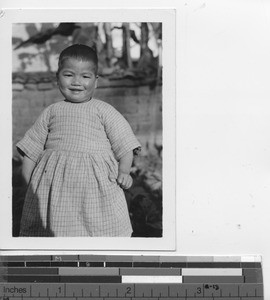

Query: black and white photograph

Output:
[2, 0, 270, 297]
[0, 9, 176, 250]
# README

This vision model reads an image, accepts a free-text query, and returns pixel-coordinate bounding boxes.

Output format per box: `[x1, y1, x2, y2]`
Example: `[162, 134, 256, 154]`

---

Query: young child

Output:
[16, 44, 141, 237]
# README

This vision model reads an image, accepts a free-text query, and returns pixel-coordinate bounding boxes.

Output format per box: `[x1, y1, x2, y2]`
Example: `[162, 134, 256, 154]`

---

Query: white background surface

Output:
[0, 0, 270, 298]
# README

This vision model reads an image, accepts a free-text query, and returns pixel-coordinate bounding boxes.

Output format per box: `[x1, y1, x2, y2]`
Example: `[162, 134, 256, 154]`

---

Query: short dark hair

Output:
[58, 44, 98, 74]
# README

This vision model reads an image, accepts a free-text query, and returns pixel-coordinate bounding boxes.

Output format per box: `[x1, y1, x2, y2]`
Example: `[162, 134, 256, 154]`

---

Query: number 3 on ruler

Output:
[196, 287, 202, 294]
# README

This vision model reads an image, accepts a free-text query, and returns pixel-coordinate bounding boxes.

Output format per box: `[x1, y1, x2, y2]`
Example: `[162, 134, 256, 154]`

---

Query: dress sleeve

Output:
[101, 103, 141, 161]
[16, 106, 51, 163]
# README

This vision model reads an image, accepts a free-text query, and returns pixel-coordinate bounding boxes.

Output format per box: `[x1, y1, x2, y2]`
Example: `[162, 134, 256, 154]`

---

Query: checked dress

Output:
[16, 99, 141, 237]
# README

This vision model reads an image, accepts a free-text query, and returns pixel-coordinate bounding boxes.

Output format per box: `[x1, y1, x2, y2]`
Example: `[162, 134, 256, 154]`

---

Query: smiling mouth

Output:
[69, 88, 83, 93]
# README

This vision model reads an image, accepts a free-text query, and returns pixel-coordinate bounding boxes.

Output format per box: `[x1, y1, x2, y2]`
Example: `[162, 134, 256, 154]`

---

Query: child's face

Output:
[57, 58, 97, 103]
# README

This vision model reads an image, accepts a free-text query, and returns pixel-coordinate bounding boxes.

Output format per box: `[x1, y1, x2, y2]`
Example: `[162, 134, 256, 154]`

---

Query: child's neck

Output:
[65, 97, 92, 104]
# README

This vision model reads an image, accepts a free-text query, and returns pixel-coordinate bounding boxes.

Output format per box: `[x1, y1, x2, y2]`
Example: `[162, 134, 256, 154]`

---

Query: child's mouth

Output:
[69, 88, 83, 93]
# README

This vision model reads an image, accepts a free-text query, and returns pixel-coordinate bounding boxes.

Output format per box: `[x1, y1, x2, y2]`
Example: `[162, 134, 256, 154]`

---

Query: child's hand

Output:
[117, 172, 133, 189]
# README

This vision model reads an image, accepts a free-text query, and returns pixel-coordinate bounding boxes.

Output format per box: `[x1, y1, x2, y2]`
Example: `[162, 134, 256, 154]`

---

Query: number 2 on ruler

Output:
[126, 286, 132, 296]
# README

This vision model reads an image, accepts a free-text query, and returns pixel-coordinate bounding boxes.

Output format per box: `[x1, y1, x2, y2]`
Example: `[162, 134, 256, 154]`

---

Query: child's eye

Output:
[64, 74, 72, 77]
[83, 75, 91, 79]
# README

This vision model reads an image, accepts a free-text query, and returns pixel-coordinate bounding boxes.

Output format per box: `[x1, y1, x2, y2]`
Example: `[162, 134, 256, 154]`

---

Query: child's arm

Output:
[21, 155, 36, 185]
[117, 151, 133, 189]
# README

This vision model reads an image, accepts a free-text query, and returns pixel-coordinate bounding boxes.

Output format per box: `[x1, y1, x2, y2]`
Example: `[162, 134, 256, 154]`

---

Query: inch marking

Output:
[0, 255, 264, 299]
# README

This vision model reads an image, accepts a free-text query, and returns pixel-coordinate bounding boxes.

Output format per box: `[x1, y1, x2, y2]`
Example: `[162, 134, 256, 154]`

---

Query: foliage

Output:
[12, 159, 26, 237]
[13, 22, 162, 79]
[126, 153, 163, 237]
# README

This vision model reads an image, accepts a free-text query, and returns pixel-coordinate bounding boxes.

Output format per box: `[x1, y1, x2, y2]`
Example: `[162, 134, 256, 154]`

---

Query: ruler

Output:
[0, 255, 263, 299]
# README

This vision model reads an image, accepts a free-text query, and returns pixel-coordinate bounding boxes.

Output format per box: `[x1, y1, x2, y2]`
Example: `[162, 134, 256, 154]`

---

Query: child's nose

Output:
[71, 76, 81, 85]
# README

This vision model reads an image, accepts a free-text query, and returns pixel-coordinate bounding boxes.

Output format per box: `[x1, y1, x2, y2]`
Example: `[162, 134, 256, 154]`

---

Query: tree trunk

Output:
[140, 22, 149, 55]
[122, 23, 132, 68]
[103, 23, 113, 67]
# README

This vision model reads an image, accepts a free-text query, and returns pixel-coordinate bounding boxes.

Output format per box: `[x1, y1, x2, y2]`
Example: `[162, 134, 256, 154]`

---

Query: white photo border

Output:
[0, 8, 176, 251]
